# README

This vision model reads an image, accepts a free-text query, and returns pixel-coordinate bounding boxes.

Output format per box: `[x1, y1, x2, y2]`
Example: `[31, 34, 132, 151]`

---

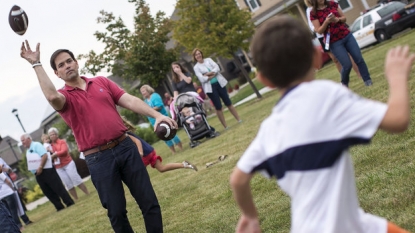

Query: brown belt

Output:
[83, 133, 128, 156]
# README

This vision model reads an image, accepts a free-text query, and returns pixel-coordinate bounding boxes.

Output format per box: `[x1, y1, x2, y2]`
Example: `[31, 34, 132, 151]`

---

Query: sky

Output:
[0, 0, 176, 141]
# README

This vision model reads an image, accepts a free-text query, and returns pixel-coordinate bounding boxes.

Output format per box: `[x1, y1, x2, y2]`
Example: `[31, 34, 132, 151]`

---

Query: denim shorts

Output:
[164, 135, 181, 147]
[207, 82, 232, 110]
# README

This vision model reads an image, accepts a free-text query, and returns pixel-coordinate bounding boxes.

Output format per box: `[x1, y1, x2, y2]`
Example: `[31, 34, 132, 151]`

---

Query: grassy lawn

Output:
[230, 78, 266, 104]
[23, 29, 415, 232]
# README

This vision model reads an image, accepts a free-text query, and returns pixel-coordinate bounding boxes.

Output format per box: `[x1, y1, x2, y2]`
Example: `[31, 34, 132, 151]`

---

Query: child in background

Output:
[41, 134, 58, 164]
[230, 15, 413, 233]
[122, 117, 198, 172]
[181, 107, 202, 129]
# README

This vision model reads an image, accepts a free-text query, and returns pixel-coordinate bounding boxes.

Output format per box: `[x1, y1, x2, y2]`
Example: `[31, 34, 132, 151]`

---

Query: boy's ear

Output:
[312, 46, 323, 70]
[257, 71, 276, 88]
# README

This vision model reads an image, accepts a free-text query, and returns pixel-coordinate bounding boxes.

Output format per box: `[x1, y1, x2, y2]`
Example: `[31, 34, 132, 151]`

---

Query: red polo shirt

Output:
[58, 76, 128, 151]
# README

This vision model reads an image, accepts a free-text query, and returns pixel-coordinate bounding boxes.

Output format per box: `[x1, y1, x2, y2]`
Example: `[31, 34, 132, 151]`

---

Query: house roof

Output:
[40, 104, 58, 127]
[0, 136, 22, 166]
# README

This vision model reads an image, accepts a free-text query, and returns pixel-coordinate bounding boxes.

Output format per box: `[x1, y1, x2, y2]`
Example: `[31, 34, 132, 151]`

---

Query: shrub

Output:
[25, 184, 44, 203]
[135, 126, 160, 145]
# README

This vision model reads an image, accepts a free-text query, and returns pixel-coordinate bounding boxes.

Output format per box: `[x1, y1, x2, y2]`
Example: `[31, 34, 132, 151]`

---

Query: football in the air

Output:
[9, 5, 29, 36]
[156, 121, 177, 141]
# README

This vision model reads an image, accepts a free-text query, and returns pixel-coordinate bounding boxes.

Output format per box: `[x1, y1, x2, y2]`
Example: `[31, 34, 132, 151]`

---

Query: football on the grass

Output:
[9, 5, 29, 36]
[156, 121, 177, 141]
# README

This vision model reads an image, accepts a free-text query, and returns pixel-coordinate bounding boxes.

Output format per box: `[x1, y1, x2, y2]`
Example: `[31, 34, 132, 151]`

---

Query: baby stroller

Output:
[173, 92, 219, 148]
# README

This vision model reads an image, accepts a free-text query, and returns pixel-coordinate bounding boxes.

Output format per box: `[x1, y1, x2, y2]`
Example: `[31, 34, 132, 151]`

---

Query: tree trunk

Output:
[232, 54, 262, 99]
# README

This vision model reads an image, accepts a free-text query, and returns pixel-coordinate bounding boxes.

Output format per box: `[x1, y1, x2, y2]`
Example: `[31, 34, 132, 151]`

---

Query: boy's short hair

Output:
[251, 15, 314, 88]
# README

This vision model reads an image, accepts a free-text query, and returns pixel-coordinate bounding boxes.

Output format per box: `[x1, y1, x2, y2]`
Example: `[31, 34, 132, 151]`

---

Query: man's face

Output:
[54, 52, 80, 82]
[20, 136, 31, 148]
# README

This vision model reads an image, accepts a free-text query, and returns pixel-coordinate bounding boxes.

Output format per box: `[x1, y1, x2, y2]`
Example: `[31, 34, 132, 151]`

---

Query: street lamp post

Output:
[12, 108, 26, 133]
[6, 139, 19, 163]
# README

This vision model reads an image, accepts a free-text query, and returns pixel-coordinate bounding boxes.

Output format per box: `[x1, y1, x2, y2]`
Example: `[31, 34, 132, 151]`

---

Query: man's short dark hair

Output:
[50, 49, 76, 71]
[251, 15, 314, 88]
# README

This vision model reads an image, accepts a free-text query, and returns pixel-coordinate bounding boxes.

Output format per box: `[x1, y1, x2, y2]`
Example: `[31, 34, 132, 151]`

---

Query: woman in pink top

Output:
[48, 127, 89, 200]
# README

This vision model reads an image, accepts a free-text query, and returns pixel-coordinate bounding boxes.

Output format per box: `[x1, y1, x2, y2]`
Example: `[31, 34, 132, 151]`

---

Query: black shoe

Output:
[25, 220, 33, 225]
[364, 80, 373, 86]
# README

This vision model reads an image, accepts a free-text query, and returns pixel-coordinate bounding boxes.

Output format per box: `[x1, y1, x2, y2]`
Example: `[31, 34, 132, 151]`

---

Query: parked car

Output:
[312, 38, 331, 69]
[350, 1, 415, 48]
[375, 2, 415, 41]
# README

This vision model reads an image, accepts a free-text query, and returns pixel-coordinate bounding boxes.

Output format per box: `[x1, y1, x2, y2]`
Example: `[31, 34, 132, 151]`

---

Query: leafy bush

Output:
[135, 126, 160, 145]
[25, 184, 44, 203]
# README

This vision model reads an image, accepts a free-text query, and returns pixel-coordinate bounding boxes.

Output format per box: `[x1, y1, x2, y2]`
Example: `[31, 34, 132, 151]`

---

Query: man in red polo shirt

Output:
[20, 40, 176, 233]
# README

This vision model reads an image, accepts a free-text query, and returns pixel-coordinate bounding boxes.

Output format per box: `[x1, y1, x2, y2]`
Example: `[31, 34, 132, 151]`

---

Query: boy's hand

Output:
[385, 46, 415, 83]
[236, 215, 260, 233]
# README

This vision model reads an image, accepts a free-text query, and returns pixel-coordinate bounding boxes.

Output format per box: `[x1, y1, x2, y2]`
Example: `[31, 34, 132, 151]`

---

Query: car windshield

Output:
[351, 18, 362, 32]
[377, 2, 405, 18]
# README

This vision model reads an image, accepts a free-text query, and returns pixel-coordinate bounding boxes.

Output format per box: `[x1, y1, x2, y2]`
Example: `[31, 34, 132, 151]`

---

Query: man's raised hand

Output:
[20, 40, 40, 65]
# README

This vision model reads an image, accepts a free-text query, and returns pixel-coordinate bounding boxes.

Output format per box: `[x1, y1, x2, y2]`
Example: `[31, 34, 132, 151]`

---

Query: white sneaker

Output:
[183, 161, 198, 171]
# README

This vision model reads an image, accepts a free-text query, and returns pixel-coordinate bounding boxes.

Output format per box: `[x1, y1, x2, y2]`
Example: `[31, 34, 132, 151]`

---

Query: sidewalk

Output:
[205, 84, 275, 119]
[26, 176, 91, 211]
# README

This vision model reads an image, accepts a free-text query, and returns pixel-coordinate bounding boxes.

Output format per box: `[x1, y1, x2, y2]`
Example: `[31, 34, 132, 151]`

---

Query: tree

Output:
[78, 0, 178, 87]
[173, 0, 261, 98]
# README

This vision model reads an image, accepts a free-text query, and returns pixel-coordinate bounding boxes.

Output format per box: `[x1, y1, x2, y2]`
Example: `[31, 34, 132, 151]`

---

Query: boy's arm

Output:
[379, 46, 415, 133]
[230, 168, 260, 233]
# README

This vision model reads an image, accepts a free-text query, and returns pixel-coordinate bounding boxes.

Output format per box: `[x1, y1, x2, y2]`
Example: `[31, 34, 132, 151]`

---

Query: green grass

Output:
[23, 29, 415, 232]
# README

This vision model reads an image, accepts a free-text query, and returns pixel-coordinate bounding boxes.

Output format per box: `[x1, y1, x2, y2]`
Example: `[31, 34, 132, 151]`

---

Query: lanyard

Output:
[325, 26, 331, 50]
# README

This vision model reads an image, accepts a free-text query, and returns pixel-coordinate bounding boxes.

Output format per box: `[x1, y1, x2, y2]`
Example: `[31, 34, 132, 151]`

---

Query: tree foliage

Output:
[173, 0, 261, 98]
[78, 0, 178, 87]
[52, 116, 75, 144]
[173, 0, 255, 58]
[119, 88, 146, 125]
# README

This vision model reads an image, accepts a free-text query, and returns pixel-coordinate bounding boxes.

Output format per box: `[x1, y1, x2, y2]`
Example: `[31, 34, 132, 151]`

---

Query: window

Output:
[377, 2, 404, 18]
[362, 15, 373, 27]
[338, 0, 352, 12]
[350, 18, 362, 33]
[244, 0, 261, 11]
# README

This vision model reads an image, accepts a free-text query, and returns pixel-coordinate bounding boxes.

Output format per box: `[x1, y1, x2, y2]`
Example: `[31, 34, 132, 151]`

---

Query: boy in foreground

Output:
[230, 15, 414, 233]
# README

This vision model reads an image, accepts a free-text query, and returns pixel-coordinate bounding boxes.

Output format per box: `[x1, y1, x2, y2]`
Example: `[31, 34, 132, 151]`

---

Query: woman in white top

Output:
[305, 0, 360, 77]
[192, 48, 241, 129]
[0, 164, 22, 230]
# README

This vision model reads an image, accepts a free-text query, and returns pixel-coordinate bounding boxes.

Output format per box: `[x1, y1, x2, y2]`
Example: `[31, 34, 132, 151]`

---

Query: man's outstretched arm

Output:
[20, 40, 66, 110]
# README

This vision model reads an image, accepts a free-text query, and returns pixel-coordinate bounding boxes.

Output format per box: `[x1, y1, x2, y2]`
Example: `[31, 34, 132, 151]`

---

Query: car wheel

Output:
[375, 30, 389, 42]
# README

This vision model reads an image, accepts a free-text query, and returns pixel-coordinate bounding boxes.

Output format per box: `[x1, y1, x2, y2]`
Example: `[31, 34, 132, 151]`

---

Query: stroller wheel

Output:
[190, 141, 201, 148]
[206, 131, 220, 138]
